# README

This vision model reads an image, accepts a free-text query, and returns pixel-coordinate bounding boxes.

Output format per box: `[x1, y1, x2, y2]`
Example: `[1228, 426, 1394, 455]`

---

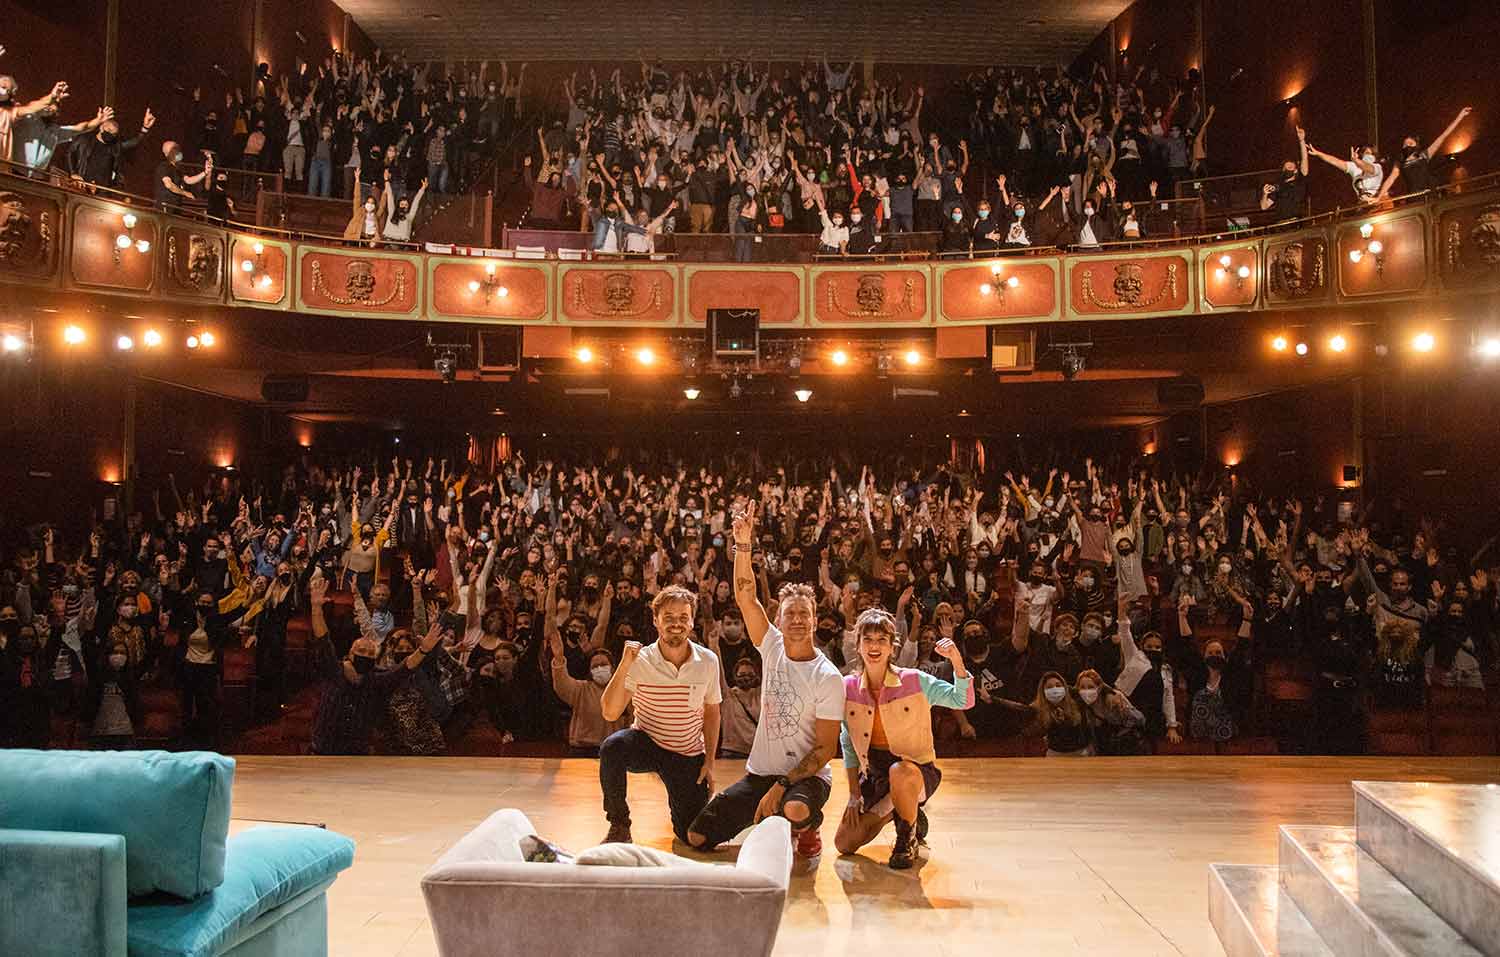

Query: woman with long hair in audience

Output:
[1001, 671, 1095, 756]
[1074, 669, 1147, 755]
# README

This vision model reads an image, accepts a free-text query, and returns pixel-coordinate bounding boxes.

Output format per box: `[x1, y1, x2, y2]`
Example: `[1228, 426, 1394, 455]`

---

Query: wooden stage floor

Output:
[230, 755, 1500, 957]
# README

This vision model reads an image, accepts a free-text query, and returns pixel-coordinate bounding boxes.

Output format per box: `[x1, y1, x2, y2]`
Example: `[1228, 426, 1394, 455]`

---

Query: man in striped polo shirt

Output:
[599, 584, 722, 844]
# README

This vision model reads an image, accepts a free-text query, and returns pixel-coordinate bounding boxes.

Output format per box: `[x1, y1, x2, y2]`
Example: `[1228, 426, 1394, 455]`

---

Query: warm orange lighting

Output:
[199, 331, 216, 347]
[830, 349, 850, 367]
[468, 280, 481, 293]
[1006, 275, 1020, 288]
[1359, 223, 1374, 239]
[903, 350, 922, 366]
[64, 325, 87, 346]
[1295, 341, 1309, 356]
[1412, 332, 1436, 353]
[116, 334, 135, 352]
[979, 282, 993, 295]
[1271, 335, 1288, 352]
[1480, 337, 1500, 359]
[1329, 334, 1348, 352]
[635, 347, 656, 366]
[258, 274, 272, 288]
[100, 466, 120, 484]
[1367, 240, 1383, 255]
[1224, 453, 1241, 468]
[142, 329, 162, 348]
[1142, 441, 1157, 456]
[794, 389, 813, 403]
[1, 333, 23, 353]
[186, 335, 200, 349]
[576, 346, 594, 364]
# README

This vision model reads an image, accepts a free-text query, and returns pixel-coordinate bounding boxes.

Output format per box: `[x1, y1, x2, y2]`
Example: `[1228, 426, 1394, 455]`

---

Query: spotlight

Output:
[434, 352, 458, 383]
[116, 334, 135, 352]
[903, 349, 922, 366]
[1480, 337, 1500, 359]
[2, 333, 23, 353]
[186, 335, 200, 349]
[199, 331, 216, 347]
[794, 388, 813, 403]
[635, 347, 656, 366]
[142, 329, 163, 348]
[1271, 335, 1288, 352]
[1294, 341, 1309, 356]
[1359, 223, 1374, 239]
[1060, 347, 1086, 380]
[830, 349, 849, 367]
[683, 387, 700, 400]
[1348, 249, 1363, 263]
[1367, 240, 1383, 255]
[575, 346, 595, 364]
[1329, 334, 1348, 353]
[1412, 332, 1435, 353]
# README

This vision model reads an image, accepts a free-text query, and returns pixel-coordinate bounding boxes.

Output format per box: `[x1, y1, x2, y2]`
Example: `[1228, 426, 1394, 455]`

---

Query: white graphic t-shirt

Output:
[746, 625, 845, 782]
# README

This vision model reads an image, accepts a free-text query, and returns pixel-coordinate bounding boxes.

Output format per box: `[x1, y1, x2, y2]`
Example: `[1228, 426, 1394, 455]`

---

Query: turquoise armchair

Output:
[0, 750, 354, 957]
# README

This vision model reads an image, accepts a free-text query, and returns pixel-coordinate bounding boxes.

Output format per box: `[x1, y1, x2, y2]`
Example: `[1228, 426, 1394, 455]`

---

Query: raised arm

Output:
[1426, 106, 1473, 158]
[731, 501, 772, 645]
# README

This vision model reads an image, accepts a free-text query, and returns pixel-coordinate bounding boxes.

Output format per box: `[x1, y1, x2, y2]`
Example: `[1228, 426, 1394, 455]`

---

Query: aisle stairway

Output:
[1210, 780, 1500, 955]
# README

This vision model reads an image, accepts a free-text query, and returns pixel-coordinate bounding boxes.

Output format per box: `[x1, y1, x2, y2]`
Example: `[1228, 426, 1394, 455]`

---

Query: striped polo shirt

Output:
[622, 640, 723, 755]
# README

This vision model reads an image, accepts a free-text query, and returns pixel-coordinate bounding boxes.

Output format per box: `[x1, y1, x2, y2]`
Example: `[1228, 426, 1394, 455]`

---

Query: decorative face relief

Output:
[309, 257, 406, 307]
[1080, 261, 1178, 309]
[1269, 239, 1326, 298]
[0, 190, 53, 272]
[825, 272, 919, 319]
[568, 270, 665, 318]
[167, 232, 222, 291]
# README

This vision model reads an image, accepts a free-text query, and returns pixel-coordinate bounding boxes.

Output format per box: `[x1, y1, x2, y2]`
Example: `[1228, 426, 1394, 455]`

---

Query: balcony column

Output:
[104, 0, 119, 104]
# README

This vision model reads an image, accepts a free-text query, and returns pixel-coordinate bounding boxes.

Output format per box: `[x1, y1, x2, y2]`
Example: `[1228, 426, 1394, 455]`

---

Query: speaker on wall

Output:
[709, 308, 759, 357]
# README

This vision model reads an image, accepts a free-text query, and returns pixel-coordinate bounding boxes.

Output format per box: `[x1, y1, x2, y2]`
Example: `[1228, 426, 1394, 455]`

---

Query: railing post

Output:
[255, 188, 267, 228]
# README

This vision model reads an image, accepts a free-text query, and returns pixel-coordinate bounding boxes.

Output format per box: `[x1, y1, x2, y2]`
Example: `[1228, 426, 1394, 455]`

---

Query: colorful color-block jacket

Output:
[840, 667, 974, 772]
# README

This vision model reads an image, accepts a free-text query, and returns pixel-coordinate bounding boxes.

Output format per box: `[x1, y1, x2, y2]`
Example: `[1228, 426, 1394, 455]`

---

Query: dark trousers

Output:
[599, 728, 710, 841]
[689, 772, 831, 850]
[180, 662, 221, 749]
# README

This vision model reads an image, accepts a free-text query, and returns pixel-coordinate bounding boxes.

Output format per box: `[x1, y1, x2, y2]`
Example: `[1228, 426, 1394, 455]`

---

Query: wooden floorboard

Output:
[228, 755, 1500, 957]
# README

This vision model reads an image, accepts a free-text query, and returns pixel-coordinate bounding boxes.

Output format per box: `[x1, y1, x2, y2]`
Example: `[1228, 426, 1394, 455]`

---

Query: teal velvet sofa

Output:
[0, 750, 354, 957]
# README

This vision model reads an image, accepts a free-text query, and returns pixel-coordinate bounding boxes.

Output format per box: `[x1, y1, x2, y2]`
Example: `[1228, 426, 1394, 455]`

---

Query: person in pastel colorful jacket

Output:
[835, 607, 973, 869]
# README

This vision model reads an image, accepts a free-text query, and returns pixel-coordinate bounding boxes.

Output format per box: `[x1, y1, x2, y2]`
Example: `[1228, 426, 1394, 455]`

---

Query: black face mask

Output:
[351, 655, 376, 675]
[816, 626, 838, 643]
[197, 603, 215, 616]
[101, 131, 118, 144]
[1146, 650, 1164, 669]
[0, 619, 18, 640]
[277, 573, 291, 584]
[15, 634, 38, 654]
[1205, 655, 1227, 671]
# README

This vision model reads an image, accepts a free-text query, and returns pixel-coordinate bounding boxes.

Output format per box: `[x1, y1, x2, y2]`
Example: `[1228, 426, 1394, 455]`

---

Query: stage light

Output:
[186, 335, 200, 349]
[64, 325, 86, 346]
[1366, 240, 1383, 255]
[121, 213, 137, 230]
[1329, 334, 1348, 353]
[904, 349, 922, 366]
[199, 331, 216, 347]
[683, 387, 700, 400]
[116, 334, 135, 352]
[794, 388, 813, 402]
[142, 329, 163, 348]
[1412, 332, 1435, 353]
[1359, 223, 1374, 239]
[1006, 275, 1020, 288]
[135, 239, 151, 253]
[1237, 265, 1251, 279]
[1219, 254, 1232, 268]
[2, 333, 23, 353]
[830, 349, 849, 367]
[576, 346, 594, 364]
[1348, 249, 1363, 263]
[116, 234, 132, 249]
[1480, 337, 1500, 359]
[635, 347, 656, 366]
[1271, 335, 1288, 352]
[1294, 341, 1309, 356]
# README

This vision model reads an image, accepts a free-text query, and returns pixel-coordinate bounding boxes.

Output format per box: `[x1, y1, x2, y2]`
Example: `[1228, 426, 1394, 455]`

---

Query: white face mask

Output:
[1044, 686, 1067, 704]
[1361, 153, 1375, 164]
[108, 654, 129, 670]
[850, 214, 862, 223]
[1079, 687, 1099, 705]
[591, 665, 613, 686]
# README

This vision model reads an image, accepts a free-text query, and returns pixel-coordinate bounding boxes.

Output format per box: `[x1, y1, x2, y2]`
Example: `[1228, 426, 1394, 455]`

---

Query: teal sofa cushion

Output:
[0, 749, 234, 899]
[126, 826, 355, 957]
[0, 829, 129, 957]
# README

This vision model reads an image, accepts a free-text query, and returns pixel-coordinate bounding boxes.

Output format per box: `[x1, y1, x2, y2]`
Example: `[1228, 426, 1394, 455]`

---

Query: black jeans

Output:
[689, 773, 831, 850]
[599, 728, 711, 841]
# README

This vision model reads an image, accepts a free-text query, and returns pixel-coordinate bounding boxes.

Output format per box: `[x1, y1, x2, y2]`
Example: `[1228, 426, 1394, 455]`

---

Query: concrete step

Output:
[1209, 863, 1333, 957]
[1354, 781, 1500, 956]
[1279, 824, 1483, 957]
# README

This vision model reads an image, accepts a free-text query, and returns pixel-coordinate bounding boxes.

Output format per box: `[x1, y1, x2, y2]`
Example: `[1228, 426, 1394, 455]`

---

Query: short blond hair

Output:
[776, 582, 817, 614]
[651, 585, 697, 617]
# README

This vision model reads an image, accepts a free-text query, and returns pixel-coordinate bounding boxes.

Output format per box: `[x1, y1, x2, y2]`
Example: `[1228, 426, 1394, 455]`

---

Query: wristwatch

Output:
[775, 775, 792, 789]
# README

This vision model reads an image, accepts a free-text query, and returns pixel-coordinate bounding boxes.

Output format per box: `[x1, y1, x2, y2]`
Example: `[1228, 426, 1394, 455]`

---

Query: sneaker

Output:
[888, 816, 917, 870]
[604, 823, 633, 845]
[916, 808, 930, 846]
[794, 827, 823, 859]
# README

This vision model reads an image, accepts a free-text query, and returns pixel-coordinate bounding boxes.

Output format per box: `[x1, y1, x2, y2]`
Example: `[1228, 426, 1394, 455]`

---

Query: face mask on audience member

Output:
[734, 665, 759, 690]
[1044, 685, 1067, 705]
[1081, 621, 1103, 644]
[590, 664, 613, 686]
[1078, 687, 1099, 705]
[951, 210, 963, 222]
[108, 652, 129, 671]
[118, 602, 137, 621]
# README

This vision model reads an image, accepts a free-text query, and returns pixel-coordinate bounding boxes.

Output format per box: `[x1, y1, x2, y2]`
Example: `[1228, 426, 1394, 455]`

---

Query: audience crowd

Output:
[2, 439, 1495, 760]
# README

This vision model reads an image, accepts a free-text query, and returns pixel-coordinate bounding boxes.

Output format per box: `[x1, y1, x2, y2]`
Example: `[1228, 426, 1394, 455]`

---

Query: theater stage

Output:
[230, 755, 1500, 957]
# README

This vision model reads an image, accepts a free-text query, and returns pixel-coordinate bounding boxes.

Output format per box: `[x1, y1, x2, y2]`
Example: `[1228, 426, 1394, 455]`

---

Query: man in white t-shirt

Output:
[686, 502, 844, 860]
[599, 584, 722, 844]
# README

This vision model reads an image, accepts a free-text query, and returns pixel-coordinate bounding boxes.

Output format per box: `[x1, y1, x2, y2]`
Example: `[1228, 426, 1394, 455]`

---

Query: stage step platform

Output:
[1210, 780, 1500, 956]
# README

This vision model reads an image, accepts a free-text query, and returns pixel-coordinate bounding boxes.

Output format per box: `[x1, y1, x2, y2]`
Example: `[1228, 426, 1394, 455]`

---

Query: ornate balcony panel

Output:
[158, 224, 227, 303]
[0, 183, 62, 287]
[229, 235, 291, 308]
[1264, 229, 1334, 308]
[1336, 209, 1428, 300]
[69, 200, 158, 294]
[935, 259, 1060, 325]
[809, 264, 931, 327]
[1064, 251, 1193, 320]
[295, 246, 421, 318]
[428, 259, 551, 324]
[683, 265, 804, 327]
[1435, 193, 1500, 295]
[558, 263, 678, 326]
[1198, 243, 1261, 312]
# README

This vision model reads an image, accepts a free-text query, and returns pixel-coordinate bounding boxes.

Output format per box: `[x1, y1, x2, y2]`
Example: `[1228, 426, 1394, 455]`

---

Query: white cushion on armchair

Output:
[421, 809, 792, 957]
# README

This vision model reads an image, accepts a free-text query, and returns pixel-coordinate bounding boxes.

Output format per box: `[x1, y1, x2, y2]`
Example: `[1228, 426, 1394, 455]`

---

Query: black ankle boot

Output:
[889, 815, 917, 870]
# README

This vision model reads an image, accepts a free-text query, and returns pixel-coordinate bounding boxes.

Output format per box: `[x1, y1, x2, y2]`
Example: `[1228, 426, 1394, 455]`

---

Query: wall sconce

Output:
[240, 241, 275, 289]
[1214, 253, 1253, 290]
[114, 212, 150, 265]
[978, 264, 1021, 301]
[466, 262, 509, 304]
[1349, 224, 1384, 276]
